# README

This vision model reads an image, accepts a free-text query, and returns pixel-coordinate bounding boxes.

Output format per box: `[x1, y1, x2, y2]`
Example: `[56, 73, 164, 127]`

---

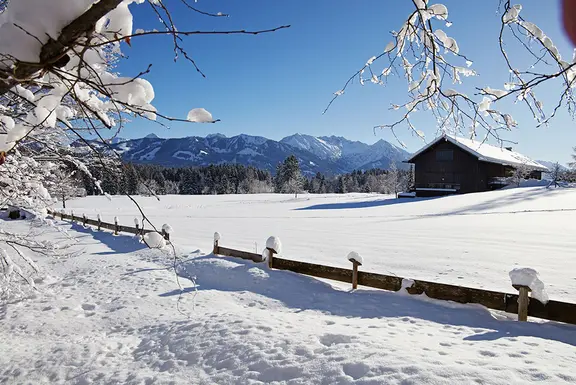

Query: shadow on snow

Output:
[295, 197, 435, 211]
[160, 254, 576, 347]
[68, 222, 148, 255]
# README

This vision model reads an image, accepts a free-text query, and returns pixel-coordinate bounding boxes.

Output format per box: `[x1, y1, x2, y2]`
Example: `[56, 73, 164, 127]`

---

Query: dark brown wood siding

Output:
[412, 140, 480, 193]
[477, 162, 512, 191]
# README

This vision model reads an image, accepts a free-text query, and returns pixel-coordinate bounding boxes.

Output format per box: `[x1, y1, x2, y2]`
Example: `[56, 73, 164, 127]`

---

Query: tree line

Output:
[61, 155, 414, 201]
[54, 150, 576, 207]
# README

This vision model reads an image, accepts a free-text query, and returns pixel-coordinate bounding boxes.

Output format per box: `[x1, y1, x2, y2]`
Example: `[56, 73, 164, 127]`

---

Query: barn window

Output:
[436, 150, 453, 162]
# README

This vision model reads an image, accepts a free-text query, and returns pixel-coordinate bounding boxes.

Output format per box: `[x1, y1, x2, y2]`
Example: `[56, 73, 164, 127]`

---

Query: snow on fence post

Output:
[161, 224, 173, 241]
[114, 216, 119, 235]
[97, 214, 102, 231]
[265, 236, 282, 269]
[213, 232, 221, 254]
[509, 268, 549, 322]
[82, 214, 87, 227]
[347, 252, 363, 290]
[134, 218, 140, 235]
[71, 210, 75, 223]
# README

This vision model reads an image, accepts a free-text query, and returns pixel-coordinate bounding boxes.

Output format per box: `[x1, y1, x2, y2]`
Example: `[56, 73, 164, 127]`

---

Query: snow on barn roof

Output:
[407, 134, 549, 172]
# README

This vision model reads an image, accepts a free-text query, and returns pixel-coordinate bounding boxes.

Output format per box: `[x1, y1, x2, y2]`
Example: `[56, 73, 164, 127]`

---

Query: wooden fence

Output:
[46, 211, 576, 326]
[47, 209, 170, 239]
[213, 236, 576, 325]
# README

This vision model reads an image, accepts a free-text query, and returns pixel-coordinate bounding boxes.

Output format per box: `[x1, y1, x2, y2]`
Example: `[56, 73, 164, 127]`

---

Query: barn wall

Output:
[412, 140, 480, 193]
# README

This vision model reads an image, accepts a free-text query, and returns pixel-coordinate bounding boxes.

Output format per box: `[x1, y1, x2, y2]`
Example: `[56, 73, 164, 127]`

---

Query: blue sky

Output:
[118, 0, 575, 164]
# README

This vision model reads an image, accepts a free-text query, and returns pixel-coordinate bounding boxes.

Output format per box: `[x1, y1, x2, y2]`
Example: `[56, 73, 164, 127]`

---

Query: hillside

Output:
[93, 133, 411, 174]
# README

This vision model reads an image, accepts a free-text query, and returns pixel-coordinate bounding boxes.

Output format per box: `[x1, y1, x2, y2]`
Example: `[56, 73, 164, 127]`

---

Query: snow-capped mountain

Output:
[94, 133, 411, 175]
[281, 134, 410, 170]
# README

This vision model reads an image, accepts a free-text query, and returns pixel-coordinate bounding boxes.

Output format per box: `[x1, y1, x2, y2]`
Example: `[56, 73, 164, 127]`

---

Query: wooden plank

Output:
[504, 294, 576, 325]
[217, 246, 263, 263]
[271, 257, 576, 325]
[272, 257, 352, 283]
[407, 279, 508, 311]
[358, 271, 403, 291]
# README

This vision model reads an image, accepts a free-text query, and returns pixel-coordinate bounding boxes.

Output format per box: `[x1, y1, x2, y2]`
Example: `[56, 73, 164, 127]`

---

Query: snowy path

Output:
[2, 218, 576, 384]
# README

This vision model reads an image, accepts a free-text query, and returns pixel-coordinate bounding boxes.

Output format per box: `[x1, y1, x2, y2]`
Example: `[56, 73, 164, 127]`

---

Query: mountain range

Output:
[95, 133, 411, 175]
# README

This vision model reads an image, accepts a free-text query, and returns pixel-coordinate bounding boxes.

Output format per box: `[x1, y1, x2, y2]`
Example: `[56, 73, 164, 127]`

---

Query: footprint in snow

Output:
[319, 334, 354, 347]
[343, 362, 370, 380]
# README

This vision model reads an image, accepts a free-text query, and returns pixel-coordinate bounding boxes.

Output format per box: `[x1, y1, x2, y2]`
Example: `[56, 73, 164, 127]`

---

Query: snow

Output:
[347, 251, 363, 265]
[134, 217, 140, 226]
[143, 231, 166, 249]
[236, 148, 262, 156]
[138, 146, 160, 161]
[409, 134, 548, 171]
[2, 214, 576, 384]
[187, 108, 215, 123]
[66, 187, 576, 302]
[214, 231, 221, 242]
[161, 223, 173, 235]
[510, 268, 549, 304]
[172, 150, 197, 160]
[266, 236, 282, 254]
[0, 0, 95, 64]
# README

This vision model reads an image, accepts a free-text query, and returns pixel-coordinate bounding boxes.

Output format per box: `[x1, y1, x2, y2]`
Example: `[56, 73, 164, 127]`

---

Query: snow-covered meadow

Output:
[69, 186, 576, 301]
[2, 186, 576, 384]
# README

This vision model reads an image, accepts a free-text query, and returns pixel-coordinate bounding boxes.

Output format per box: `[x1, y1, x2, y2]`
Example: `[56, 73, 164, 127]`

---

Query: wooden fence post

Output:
[161, 229, 170, 241]
[82, 214, 87, 227]
[267, 247, 277, 269]
[347, 252, 363, 290]
[513, 284, 531, 322]
[71, 210, 75, 223]
[114, 216, 119, 235]
[97, 214, 101, 231]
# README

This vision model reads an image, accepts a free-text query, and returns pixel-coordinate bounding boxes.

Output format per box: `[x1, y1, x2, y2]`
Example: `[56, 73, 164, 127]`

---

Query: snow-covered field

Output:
[2, 187, 576, 384]
[68, 186, 576, 301]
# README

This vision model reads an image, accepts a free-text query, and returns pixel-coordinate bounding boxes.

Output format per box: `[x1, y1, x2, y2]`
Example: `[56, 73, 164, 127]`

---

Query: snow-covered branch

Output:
[326, 0, 576, 147]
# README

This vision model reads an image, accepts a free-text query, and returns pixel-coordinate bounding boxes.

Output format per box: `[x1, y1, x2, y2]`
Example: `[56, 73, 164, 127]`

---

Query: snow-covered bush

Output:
[265, 236, 282, 254]
[509, 268, 549, 304]
[143, 232, 166, 249]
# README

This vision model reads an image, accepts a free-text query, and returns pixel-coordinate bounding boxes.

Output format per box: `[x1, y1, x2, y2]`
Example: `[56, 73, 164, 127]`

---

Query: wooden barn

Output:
[406, 135, 549, 197]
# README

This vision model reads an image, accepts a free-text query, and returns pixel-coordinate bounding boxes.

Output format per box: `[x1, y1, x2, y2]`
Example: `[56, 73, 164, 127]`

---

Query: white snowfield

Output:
[68, 186, 576, 302]
[1, 187, 575, 384]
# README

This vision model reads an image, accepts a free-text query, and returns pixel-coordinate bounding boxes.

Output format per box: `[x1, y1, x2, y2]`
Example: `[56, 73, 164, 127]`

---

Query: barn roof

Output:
[407, 134, 549, 172]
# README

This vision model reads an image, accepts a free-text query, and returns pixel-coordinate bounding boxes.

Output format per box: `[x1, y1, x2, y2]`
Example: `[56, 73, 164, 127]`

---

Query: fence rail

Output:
[213, 238, 576, 326]
[46, 211, 576, 326]
[47, 209, 168, 239]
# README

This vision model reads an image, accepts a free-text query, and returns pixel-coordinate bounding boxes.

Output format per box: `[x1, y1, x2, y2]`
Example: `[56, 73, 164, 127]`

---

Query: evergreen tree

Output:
[275, 155, 303, 197]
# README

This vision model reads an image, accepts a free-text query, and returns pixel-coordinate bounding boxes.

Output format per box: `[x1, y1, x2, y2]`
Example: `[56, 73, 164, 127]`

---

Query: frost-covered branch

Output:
[326, 0, 576, 147]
